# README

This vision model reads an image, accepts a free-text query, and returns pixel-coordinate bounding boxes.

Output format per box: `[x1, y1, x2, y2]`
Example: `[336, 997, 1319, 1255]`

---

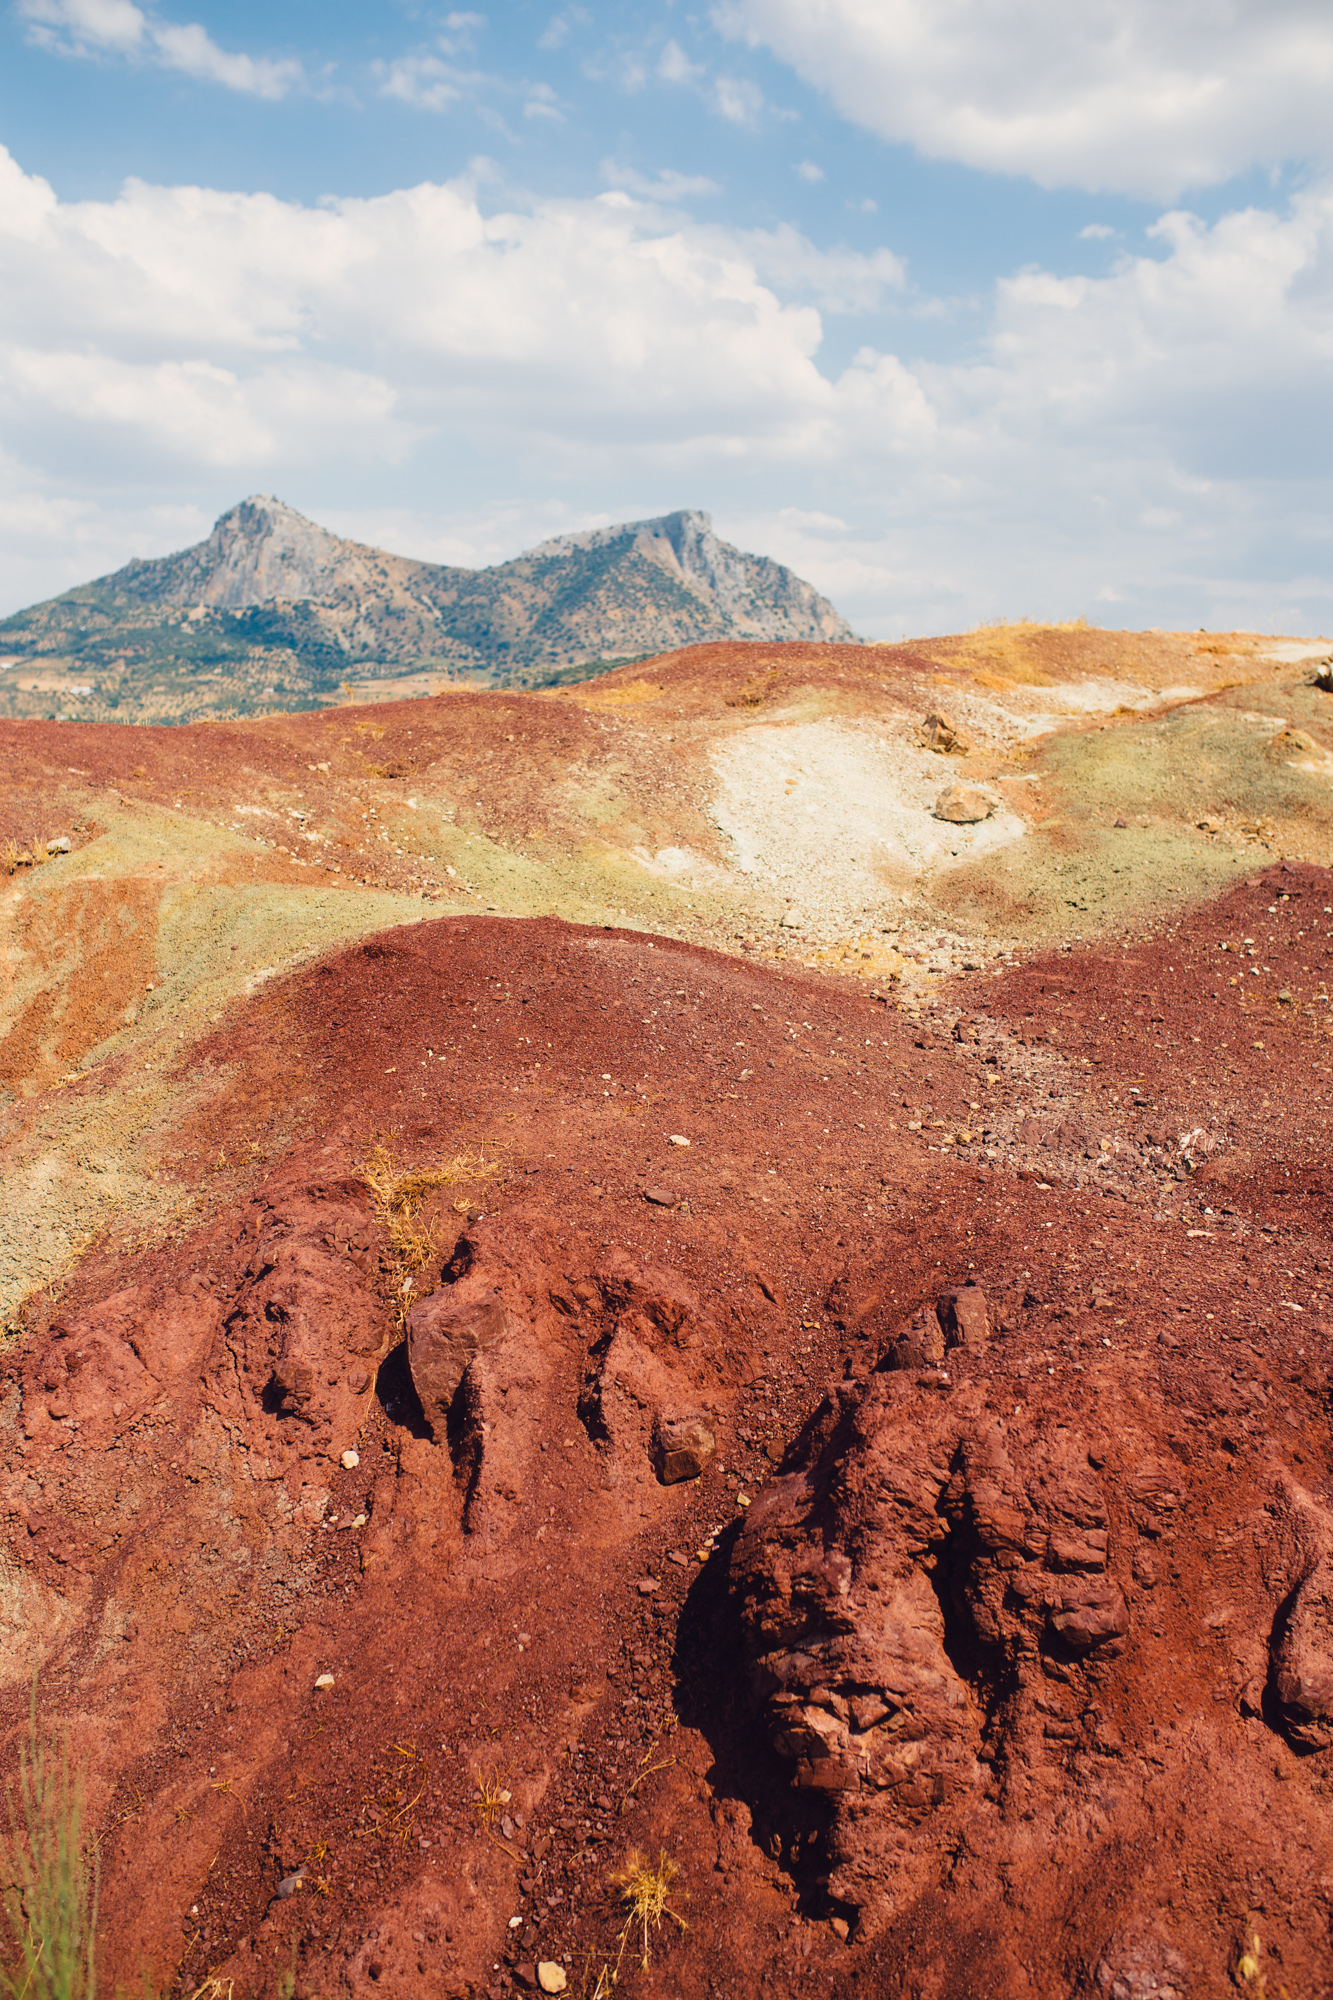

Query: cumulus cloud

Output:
[716, 0, 1333, 199]
[0, 146, 915, 472]
[18, 0, 302, 97]
[0, 143, 1330, 633]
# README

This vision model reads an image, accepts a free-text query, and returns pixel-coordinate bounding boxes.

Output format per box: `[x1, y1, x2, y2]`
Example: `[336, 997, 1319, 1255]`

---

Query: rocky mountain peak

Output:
[150, 494, 362, 611]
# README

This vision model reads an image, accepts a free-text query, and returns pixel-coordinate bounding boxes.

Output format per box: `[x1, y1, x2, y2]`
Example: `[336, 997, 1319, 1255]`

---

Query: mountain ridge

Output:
[0, 496, 856, 723]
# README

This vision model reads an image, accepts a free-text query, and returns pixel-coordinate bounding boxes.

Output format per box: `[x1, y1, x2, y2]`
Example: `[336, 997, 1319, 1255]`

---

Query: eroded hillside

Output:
[1, 626, 1332, 1999]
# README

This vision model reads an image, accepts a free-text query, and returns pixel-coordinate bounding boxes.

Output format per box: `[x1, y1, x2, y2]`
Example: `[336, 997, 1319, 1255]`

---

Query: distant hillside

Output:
[0, 497, 856, 724]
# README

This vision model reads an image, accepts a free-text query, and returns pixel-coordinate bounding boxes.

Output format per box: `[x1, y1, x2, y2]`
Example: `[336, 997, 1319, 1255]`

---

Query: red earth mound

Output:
[4, 861, 1333, 1997]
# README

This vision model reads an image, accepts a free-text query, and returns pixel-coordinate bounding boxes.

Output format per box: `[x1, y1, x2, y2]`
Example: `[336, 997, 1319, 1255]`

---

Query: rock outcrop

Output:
[730, 1367, 1130, 1928]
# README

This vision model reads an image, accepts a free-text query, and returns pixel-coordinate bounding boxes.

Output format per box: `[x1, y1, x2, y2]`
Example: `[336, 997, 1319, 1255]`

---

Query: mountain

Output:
[0, 496, 856, 723]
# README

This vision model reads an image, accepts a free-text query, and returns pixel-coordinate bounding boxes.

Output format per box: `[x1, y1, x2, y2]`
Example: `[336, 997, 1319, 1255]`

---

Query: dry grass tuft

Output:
[928, 617, 1100, 688]
[1232, 1916, 1290, 1998]
[362, 1142, 501, 1317]
[605, 1849, 687, 1982]
[567, 679, 662, 710]
[470, 1768, 512, 1834]
[1, 842, 43, 878]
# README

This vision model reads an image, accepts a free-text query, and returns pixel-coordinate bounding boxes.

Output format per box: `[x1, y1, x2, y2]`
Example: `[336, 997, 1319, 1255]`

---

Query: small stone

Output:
[643, 1187, 679, 1207]
[1238, 1676, 1264, 1718]
[936, 1283, 990, 1350]
[407, 1284, 508, 1430]
[637, 1578, 659, 1595]
[1267, 727, 1318, 760]
[46, 836, 72, 854]
[340, 1449, 360, 1470]
[888, 1307, 946, 1370]
[349, 1369, 370, 1393]
[934, 783, 999, 825]
[668, 1134, 691, 1147]
[314, 1673, 335, 1690]
[780, 909, 804, 929]
[651, 1414, 716, 1485]
[1277, 989, 1293, 1005]
[276, 1871, 306, 1899]
[921, 711, 974, 754]
[1048, 1579, 1130, 1653]
[537, 1966, 568, 1995]
[830, 1916, 850, 1943]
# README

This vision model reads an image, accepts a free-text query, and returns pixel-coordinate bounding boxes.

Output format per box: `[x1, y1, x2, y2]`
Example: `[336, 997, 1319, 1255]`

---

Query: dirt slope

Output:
[1, 633, 1332, 1998]
[2, 862, 1332, 1997]
[4, 626, 1331, 1331]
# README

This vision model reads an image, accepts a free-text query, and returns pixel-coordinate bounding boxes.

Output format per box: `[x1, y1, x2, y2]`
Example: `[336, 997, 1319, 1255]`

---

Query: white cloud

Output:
[1, 143, 1331, 636]
[1080, 223, 1117, 241]
[523, 81, 564, 121]
[796, 159, 824, 184]
[713, 73, 765, 125]
[740, 223, 906, 310]
[375, 54, 472, 111]
[780, 506, 848, 530]
[19, 0, 302, 96]
[538, 8, 589, 52]
[716, 0, 1333, 199]
[657, 38, 699, 84]
[20, 0, 145, 50]
[600, 161, 721, 201]
[0, 146, 910, 473]
[148, 20, 300, 97]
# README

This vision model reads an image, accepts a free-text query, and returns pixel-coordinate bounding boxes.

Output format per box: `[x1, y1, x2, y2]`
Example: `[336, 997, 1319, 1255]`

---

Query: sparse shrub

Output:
[615, 1848, 685, 1970]
[586, 1848, 688, 1991]
[361, 1142, 500, 1319]
[0, 1687, 98, 2000]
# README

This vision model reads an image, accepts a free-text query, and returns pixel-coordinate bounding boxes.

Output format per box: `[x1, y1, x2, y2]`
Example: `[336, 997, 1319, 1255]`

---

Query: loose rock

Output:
[652, 1413, 716, 1484]
[920, 711, 973, 755]
[407, 1277, 509, 1432]
[936, 1284, 989, 1350]
[934, 783, 999, 825]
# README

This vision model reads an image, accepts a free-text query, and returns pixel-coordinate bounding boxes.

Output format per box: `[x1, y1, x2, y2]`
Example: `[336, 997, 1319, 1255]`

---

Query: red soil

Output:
[5, 848, 1333, 1996]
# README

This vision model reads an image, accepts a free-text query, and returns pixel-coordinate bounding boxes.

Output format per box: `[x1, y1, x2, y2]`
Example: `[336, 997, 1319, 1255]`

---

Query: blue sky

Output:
[1, 0, 1330, 637]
